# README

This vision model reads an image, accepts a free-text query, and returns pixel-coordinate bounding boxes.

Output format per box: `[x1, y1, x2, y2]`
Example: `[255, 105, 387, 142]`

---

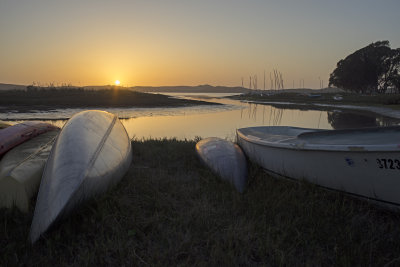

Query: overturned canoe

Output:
[196, 137, 247, 192]
[30, 110, 132, 243]
[237, 126, 400, 208]
[0, 131, 59, 212]
[0, 121, 58, 157]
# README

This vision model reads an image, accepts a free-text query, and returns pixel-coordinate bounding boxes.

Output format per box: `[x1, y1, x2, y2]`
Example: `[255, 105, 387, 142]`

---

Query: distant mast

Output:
[263, 70, 265, 90]
[270, 72, 273, 90]
[249, 76, 252, 89]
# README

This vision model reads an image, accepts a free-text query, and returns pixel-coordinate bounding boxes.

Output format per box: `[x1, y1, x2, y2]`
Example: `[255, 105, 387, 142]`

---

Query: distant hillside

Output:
[0, 83, 250, 93]
[0, 83, 343, 94]
[0, 83, 27, 91]
[83, 85, 120, 90]
[0, 84, 129, 91]
[130, 85, 251, 93]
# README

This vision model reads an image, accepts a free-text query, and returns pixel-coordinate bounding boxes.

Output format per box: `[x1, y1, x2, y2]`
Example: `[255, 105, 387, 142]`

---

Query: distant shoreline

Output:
[0, 83, 251, 93]
[0, 89, 220, 113]
[242, 99, 400, 120]
[231, 91, 400, 119]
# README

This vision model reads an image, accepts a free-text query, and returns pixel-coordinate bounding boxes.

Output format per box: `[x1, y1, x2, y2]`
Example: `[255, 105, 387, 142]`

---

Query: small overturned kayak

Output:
[0, 130, 59, 212]
[30, 110, 132, 243]
[196, 137, 247, 193]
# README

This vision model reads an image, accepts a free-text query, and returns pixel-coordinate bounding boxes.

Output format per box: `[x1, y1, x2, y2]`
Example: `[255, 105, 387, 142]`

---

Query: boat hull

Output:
[0, 131, 59, 212]
[196, 137, 247, 192]
[0, 121, 10, 129]
[0, 122, 59, 157]
[30, 110, 132, 243]
[237, 126, 400, 207]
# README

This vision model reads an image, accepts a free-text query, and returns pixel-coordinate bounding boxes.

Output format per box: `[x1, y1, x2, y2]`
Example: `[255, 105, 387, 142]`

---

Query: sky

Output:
[1, 0, 399, 89]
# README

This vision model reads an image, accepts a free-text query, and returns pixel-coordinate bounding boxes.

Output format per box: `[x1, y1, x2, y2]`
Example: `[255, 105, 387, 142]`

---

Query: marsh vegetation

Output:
[0, 88, 218, 113]
[2, 139, 400, 266]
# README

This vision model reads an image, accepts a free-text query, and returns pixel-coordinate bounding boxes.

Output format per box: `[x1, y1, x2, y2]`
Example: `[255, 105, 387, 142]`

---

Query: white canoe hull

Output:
[30, 110, 132, 243]
[237, 126, 400, 207]
[196, 137, 247, 192]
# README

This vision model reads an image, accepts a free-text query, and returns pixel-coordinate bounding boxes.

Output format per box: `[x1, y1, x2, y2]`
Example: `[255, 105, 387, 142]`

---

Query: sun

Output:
[115, 80, 120, 85]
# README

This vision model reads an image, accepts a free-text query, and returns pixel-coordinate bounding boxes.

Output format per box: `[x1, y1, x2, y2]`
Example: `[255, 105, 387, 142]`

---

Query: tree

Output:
[383, 48, 400, 92]
[329, 41, 400, 94]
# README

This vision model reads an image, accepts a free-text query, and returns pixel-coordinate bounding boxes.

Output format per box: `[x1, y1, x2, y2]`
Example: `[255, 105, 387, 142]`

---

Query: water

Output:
[1, 93, 400, 140]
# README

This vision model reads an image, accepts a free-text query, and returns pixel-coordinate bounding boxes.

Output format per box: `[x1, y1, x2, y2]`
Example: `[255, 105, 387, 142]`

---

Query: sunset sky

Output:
[1, 0, 399, 88]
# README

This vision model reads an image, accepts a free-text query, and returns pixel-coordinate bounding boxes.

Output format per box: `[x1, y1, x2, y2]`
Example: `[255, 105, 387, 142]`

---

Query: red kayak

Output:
[0, 122, 59, 157]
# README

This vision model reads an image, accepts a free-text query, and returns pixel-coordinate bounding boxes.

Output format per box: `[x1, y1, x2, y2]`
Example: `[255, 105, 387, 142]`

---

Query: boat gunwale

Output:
[236, 127, 400, 152]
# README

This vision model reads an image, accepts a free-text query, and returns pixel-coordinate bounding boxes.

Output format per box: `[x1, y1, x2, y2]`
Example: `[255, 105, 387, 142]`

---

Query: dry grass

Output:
[2, 139, 400, 266]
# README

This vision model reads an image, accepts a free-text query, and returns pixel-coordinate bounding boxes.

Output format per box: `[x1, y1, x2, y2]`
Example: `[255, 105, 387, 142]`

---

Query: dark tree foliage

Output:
[384, 48, 400, 91]
[329, 41, 400, 94]
[327, 111, 378, 129]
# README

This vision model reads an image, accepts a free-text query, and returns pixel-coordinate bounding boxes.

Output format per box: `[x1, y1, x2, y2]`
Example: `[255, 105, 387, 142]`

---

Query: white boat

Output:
[0, 131, 59, 212]
[237, 126, 400, 207]
[30, 110, 132, 243]
[196, 137, 247, 192]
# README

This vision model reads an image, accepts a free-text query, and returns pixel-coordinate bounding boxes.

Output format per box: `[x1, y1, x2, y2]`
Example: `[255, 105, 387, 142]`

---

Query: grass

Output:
[232, 92, 400, 109]
[2, 139, 400, 266]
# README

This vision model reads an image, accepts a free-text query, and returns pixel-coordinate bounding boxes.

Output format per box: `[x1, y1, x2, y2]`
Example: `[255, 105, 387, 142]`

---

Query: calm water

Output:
[2, 93, 400, 140]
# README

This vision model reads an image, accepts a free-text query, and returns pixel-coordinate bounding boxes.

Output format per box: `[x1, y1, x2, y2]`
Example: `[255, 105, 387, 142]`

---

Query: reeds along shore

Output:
[2, 138, 400, 266]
